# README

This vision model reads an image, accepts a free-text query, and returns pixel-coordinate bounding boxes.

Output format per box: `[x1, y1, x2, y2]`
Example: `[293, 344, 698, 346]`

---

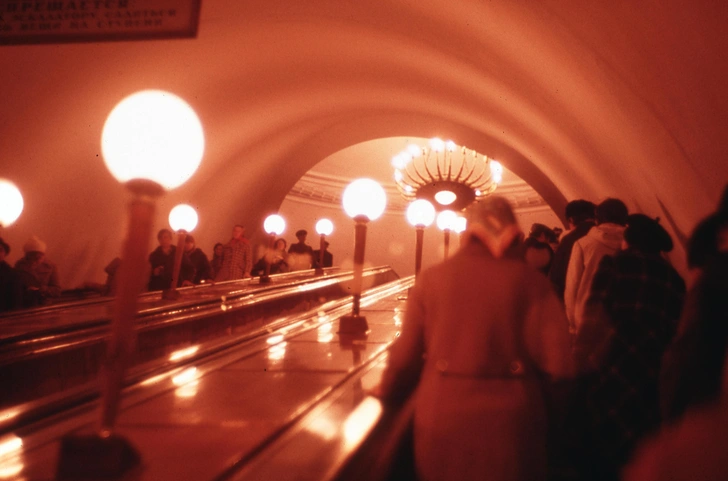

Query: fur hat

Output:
[23, 235, 47, 254]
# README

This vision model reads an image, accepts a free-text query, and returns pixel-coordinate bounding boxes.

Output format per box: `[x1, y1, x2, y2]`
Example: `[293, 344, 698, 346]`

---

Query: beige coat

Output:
[379, 241, 574, 481]
[564, 223, 625, 333]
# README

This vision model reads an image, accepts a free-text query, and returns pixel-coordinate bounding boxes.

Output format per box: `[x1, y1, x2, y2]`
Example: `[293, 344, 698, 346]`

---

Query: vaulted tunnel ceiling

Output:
[1, 0, 726, 287]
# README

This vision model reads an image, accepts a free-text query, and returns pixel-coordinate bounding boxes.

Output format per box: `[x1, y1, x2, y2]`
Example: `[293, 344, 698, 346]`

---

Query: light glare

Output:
[406, 199, 436, 227]
[434, 190, 457, 206]
[316, 218, 334, 236]
[436, 210, 458, 231]
[342, 178, 387, 221]
[264, 214, 286, 235]
[169, 204, 198, 232]
[101, 90, 204, 189]
[0, 180, 23, 228]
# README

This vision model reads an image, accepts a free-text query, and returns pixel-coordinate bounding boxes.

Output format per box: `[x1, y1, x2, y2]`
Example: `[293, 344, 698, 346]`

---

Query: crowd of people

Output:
[0, 223, 335, 312]
[2, 188, 726, 480]
[377, 187, 728, 481]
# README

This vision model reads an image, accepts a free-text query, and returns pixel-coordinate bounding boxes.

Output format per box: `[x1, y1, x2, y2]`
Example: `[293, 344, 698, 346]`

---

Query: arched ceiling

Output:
[1, 0, 726, 287]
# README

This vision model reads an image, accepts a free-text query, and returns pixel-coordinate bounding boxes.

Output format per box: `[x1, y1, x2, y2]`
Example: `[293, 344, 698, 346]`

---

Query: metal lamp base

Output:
[338, 315, 369, 336]
[56, 433, 141, 479]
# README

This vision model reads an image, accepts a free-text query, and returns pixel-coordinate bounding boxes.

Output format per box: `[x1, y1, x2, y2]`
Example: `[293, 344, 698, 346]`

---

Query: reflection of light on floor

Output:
[0, 435, 23, 479]
[172, 367, 198, 386]
[172, 367, 200, 398]
[169, 345, 199, 361]
[343, 397, 383, 449]
[0, 409, 19, 423]
[268, 342, 287, 361]
[306, 415, 337, 441]
[317, 323, 334, 343]
[175, 380, 199, 398]
[267, 334, 284, 345]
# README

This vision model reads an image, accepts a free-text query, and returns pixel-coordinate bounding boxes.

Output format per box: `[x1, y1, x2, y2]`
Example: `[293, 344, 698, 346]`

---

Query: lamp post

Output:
[315, 218, 334, 275]
[406, 199, 435, 277]
[339, 179, 387, 336]
[436, 210, 458, 260]
[57, 90, 204, 479]
[261, 214, 286, 283]
[0, 179, 23, 229]
[164, 204, 199, 299]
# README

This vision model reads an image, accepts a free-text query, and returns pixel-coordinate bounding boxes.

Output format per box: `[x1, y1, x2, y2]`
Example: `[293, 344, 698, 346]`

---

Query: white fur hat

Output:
[23, 235, 47, 254]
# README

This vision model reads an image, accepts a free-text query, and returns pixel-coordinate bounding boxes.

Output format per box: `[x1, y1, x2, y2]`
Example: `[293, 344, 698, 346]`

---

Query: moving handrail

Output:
[0, 267, 344, 342]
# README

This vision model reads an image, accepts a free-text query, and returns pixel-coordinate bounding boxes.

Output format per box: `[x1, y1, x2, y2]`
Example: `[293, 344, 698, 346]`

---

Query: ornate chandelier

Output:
[392, 138, 502, 212]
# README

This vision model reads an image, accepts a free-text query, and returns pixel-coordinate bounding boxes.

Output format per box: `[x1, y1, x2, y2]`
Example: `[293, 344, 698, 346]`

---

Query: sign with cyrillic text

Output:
[0, 0, 202, 45]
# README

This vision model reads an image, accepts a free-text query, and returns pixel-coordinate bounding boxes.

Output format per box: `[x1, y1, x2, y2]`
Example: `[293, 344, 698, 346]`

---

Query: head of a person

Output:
[232, 224, 245, 240]
[623, 214, 673, 254]
[565, 199, 596, 227]
[295, 229, 307, 243]
[23, 235, 46, 262]
[595, 198, 628, 226]
[274, 238, 287, 251]
[0, 237, 9, 262]
[213, 242, 224, 257]
[184, 235, 195, 252]
[528, 223, 553, 243]
[157, 228, 173, 248]
[464, 196, 522, 257]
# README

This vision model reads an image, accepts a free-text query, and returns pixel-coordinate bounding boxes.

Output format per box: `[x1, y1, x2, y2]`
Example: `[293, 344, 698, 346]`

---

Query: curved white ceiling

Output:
[1, 0, 726, 286]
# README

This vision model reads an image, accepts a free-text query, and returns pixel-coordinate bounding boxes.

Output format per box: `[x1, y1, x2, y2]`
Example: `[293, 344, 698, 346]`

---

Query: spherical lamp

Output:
[339, 179, 387, 336]
[164, 204, 199, 300]
[264, 214, 286, 236]
[437, 210, 458, 260]
[406, 199, 436, 277]
[315, 218, 334, 275]
[169, 204, 199, 232]
[75, 90, 205, 475]
[342, 178, 387, 221]
[101, 90, 204, 191]
[260, 214, 286, 283]
[0, 179, 23, 228]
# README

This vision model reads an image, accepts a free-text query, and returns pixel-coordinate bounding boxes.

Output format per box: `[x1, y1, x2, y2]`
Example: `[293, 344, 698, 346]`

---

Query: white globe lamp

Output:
[0, 179, 24, 228]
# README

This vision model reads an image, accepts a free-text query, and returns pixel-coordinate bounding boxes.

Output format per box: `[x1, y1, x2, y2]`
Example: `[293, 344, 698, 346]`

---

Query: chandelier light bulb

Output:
[406, 199, 436, 227]
[316, 218, 334, 236]
[491, 160, 503, 184]
[342, 178, 387, 221]
[101, 90, 205, 190]
[445, 140, 457, 152]
[264, 214, 286, 235]
[434, 190, 457, 206]
[0, 179, 24, 227]
[436, 210, 458, 231]
[429, 137, 445, 152]
[406, 144, 423, 158]
[391, 154, 407, 170]
[168, 204, 198, 232]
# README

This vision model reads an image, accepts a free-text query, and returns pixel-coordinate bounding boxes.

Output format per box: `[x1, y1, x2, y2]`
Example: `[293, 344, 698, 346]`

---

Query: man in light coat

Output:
[377, 196, 574, 481]
[564, 198, 628, 334]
